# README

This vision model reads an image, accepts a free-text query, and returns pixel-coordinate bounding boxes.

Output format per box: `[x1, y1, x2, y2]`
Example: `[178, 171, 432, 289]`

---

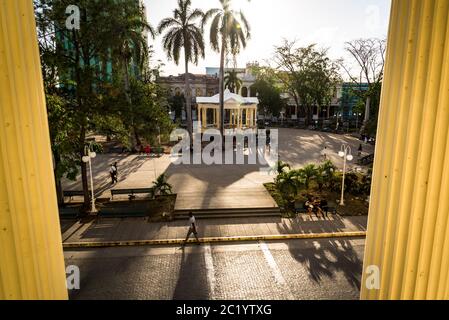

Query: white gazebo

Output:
[196, 89, 259, 132]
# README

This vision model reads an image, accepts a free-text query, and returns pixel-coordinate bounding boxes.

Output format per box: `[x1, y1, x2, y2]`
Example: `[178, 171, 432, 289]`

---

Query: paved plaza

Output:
[61, 215, 367, 243]
[65, 238, 365, 300]
[62, 129, 374, 210]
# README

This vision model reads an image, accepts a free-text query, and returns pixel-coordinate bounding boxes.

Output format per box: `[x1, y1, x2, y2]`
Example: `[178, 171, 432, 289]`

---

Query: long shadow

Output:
[172, 247, 210, 300]
[288, 238, 362, 288]
[276, 215, 363, 289]
[62, 154, 149, 198]
[165, 148, 276, 210]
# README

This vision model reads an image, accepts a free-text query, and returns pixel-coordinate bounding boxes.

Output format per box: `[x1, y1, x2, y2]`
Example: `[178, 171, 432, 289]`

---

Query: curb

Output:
[63, 231, 366, 248]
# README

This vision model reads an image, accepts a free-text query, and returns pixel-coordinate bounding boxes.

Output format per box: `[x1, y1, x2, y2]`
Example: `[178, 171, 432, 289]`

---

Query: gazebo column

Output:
[361, 0, 449, 300]
[202, 108, 207, 129]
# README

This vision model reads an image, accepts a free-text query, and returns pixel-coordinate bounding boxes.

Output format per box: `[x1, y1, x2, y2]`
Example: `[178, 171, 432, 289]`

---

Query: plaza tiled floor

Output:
[61, 215, 367, 243]
[61, 129, 374, 211]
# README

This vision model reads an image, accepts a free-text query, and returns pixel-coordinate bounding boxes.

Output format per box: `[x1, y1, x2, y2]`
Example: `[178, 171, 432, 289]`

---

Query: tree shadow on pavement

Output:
[289, 238, 362, 288]
[276, 215, 363, 289]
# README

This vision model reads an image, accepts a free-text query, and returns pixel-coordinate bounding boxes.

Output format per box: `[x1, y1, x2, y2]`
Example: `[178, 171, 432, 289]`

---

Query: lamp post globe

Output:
[339, 144, 353, 206]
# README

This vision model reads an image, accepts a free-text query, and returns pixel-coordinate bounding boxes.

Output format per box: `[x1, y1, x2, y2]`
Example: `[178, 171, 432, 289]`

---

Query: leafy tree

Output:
[158, 0, 205, 147]
[340, 38, 386, 133]
[271, 40, 341, 124]
[224, 69, 242, 93]
[169, 93, 186, 122]
[252, 79, 285, 117]
[203, 0, 251, 136]
[35, 0, 160, 211]
[108, 0, 156, 147]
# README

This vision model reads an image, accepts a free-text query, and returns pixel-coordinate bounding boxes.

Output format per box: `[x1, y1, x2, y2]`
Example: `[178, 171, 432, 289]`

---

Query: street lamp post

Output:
[338, 144, 354, 206]
[82, 144, 97, 214]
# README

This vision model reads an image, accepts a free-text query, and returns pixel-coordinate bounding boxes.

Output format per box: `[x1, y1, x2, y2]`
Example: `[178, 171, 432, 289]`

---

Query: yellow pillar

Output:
[361, 0, 449, 300]
[202, 108, 207, 129]
[0, 0, 68, 299]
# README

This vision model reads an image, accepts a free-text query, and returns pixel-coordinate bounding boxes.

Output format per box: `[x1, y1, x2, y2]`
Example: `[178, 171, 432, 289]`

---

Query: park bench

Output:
[295, 203, 338, 216]
[110, 188, 154, 199]
[358, 153, 375, 165]
[63, 190, 88, 200]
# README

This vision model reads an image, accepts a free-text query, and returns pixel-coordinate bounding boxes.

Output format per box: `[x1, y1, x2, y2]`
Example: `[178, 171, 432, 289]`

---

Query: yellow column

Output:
[361, 0, 449, 300]
[202, 108, 207, 129]
[0, 0, 68, 299]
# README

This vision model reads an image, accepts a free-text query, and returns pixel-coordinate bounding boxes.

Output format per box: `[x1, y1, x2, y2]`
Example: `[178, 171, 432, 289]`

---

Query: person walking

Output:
[266, 129, 271, 153]
[182, 212, 200, 246]
[321, 146, 328, 161]
[110, 162, 118, 185]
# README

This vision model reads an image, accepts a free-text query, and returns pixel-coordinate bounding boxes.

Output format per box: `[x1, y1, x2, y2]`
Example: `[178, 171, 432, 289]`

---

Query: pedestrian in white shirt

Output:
[321, 146, 328, 161]
[182, 212, 200, 246]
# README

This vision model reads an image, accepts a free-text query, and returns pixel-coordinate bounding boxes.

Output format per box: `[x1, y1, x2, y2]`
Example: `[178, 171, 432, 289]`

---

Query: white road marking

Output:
[204, 244, 216, 298]
[260, 241, 294, 300]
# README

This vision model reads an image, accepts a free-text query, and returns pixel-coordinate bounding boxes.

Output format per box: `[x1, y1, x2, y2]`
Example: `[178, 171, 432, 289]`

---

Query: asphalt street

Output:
[65, 238, 365, 300]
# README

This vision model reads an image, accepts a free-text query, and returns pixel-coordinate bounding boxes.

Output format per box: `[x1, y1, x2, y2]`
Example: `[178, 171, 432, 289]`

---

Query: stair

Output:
[174, 207, 281, 220]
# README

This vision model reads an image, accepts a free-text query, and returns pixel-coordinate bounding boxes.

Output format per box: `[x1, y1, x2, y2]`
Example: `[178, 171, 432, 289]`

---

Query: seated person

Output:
[312, 197, 325, 218]
[305, 197, 316, 218]
[320, 199, 329, 218]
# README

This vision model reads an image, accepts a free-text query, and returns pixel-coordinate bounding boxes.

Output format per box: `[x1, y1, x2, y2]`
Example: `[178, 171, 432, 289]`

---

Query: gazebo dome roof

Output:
[196, 89, 259, 105]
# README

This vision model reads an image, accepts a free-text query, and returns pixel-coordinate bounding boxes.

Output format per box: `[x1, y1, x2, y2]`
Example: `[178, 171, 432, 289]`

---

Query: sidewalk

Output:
[61, 214, 367, 245]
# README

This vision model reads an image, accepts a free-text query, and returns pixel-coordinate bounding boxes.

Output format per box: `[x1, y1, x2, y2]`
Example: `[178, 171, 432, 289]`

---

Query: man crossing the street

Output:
[182, 212, 200, 246]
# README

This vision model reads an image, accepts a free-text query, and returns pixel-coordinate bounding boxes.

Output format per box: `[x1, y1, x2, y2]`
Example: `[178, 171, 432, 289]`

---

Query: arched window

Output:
[249, 86, 257, 97]
[241, 87, 248, 97]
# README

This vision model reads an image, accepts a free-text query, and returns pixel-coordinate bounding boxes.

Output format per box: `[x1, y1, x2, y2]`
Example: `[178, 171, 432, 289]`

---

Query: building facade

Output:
[159, 66, 368, 124]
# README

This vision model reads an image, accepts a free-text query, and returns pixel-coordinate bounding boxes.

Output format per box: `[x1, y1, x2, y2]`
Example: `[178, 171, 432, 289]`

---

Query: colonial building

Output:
[158, 66, 368, 124]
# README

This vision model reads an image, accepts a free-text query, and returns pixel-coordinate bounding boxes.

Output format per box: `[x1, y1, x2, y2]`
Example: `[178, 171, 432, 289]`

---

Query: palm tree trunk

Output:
[219, 36, 226, 138]
[123, 58, 141, 149]
[184, 51, 193, 149]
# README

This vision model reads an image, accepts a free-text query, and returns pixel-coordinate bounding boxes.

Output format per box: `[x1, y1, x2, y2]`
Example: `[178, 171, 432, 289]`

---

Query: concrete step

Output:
[174, 207, 281, 220]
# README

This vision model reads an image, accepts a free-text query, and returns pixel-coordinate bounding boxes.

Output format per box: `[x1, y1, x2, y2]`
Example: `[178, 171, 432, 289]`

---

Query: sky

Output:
[145, 0, 392, 76]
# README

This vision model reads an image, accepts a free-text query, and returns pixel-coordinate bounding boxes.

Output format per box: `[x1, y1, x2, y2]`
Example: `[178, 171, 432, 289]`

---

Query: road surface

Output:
[65, 237, 365, 300]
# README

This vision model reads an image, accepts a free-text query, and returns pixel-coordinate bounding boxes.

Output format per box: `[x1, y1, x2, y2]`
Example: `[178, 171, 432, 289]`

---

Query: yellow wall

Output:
[361, 0, 449, 300]
[0, 0, 68, 299]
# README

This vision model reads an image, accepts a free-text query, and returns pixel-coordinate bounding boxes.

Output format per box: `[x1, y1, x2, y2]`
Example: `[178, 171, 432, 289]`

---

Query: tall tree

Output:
[340, 38, 386, 132]
[203, 0, 251, 137]
[158, 0, 205, 147]
[224, 69, 242, 93]
[35, 0, 158, 212]
[109, 0, 156, 148]
[271, 40, 340, 125]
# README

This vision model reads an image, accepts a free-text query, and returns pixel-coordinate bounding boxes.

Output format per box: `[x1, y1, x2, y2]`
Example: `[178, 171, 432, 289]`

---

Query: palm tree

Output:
[203, 0, 251, 137]
[112, 1, 156, 147]
[152, 174, 173, 197]
[275, 170, 305, 210]
[158, 0, 205, 147]
[298, 164, 318, 190]
[273, 160, 291, 175]
[224, 69, 243, 93]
